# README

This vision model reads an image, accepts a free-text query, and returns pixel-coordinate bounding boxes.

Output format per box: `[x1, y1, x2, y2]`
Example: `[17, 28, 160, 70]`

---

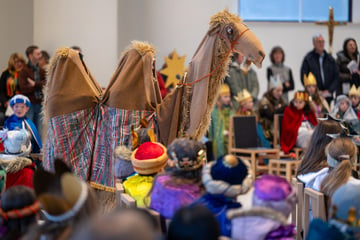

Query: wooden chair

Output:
[119, 192, 136, 208]
[228, 116, 280, 180]
[273, 114, 303, 159]
[291, 177, 304, 240]
[268, 159, 301, 182]
[303, 187, 327, 238]
[115, 179, 124, 206]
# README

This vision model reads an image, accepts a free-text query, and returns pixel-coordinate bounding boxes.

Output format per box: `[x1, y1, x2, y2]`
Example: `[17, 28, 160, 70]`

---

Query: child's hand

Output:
[0, 129, 8, 140]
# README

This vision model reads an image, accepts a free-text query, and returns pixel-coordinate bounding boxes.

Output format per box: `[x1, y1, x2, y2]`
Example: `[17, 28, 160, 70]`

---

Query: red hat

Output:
[131, 142, 168, 175]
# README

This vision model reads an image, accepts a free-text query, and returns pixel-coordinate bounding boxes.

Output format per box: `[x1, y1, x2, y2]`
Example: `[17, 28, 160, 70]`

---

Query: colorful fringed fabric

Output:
[43, 105, 157, 191]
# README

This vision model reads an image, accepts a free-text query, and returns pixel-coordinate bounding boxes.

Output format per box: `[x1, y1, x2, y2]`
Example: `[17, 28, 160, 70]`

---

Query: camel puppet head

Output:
[209, 9, 265, 68]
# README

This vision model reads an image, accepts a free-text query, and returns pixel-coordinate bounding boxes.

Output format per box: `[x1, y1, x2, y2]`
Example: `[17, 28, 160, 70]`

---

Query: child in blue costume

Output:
[192, 154, 253, 237]
[3, 94, 42, 153]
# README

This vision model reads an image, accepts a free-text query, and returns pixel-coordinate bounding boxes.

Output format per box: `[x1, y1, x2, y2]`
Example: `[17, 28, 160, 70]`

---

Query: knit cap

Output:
[10, 94, 31, 108]
[202, 155, 252, 198]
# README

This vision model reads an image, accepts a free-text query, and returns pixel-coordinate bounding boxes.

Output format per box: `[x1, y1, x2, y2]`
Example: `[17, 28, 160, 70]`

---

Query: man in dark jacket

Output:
[300, 34, 339, 104]
[18, 45, 46, 135]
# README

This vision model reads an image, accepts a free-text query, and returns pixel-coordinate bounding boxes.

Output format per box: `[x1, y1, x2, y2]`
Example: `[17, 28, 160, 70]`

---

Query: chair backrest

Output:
[229, 116, 257, 149]
[303, 187, 327, 238]
[120, 193, 137, 208]
[273, 114, 283, 147]
[292, 177, 304, 240]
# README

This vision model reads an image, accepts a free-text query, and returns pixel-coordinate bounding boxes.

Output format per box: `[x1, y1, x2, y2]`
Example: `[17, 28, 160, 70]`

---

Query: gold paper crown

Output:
[349, 84, 360, 97]
[304, 72, 317, 86]
[219, 84, 230, 96]
[234, 89, 252, 103]
[294, 91, 309, 101]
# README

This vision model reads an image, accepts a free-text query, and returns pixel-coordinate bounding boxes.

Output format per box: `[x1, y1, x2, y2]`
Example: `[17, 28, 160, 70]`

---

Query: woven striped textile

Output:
[43, 104, 157, 191]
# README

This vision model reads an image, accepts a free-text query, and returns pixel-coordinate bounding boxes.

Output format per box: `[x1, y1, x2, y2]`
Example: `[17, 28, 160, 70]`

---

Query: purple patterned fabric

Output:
[254, 175, 292, 201]
[44, 106, 157, 190]
[150, 174, 202, 219]
[265, 224, 296, 240]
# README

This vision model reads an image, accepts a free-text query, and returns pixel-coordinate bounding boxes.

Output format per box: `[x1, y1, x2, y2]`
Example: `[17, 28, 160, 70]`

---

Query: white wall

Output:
[0, 0, 33, 70]
[33, 0, 118, 87]
[124, 0, 359, 97]
[0, 0, 359, 97]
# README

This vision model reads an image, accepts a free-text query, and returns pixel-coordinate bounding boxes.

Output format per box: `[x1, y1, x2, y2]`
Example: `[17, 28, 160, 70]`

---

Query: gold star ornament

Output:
[160, 50, 186, 88]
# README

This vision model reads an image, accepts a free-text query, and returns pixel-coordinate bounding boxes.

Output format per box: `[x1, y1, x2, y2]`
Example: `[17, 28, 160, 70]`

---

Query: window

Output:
[239, 0, 350, 22]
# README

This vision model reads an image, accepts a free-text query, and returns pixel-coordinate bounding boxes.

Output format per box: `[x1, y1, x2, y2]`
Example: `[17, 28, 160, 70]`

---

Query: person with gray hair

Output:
[300, 33, 339, 104]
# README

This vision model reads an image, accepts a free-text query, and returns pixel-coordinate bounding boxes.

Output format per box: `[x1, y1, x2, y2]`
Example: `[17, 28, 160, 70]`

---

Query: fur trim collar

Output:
[0, 157, 32, 173]
[114, 145, 132, 161]
[227, 207, 288, 224]
[202, 161, 252, 198]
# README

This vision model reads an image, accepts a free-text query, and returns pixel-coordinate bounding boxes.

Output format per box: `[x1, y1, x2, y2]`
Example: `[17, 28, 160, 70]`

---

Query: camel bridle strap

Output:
[177, 27, 250, 87]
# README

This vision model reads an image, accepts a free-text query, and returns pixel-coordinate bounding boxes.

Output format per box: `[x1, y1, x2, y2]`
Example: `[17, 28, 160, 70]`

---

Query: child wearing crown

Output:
[258, 75, 286, 143]
[304, 72, 330, 118]
[280, 91, 318, 154]
[348, 84, 360, 118]
[209, 84, 234, 160]
[235, 89, 271, 148]
[148, 138, 206, 219]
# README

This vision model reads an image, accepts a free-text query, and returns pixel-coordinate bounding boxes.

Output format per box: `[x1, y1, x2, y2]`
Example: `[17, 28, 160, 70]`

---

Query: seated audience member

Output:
[306, 181, 360, 239]
[258, 75, 286, 143]
[26, 159, 98, 240]
[167, 205, 220, 240]
[304, 72, 330, 118]
[235, 89, 271, 148]
[71, 208, 161, 240]
[297, 120, 342, 190]
[123, 141, 168, 207]
[348, 84, 360, 117]
[320, 136, 360, 198]
[227, 175, 296, 240]
[149, 138, 206, 219]
[3, 94, 42, 153]
[0, 186, 40, 240]
[192, 154, 252, 237]
[329, 95, 360, 134]
[208, 84, 234, 160]
[281, 91, 318, 154]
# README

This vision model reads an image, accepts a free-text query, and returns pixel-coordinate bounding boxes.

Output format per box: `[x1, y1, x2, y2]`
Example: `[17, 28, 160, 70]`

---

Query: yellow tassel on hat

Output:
[349, 84, 360, 97]
[234, 89, 252, 104]
[219, 84, 230, 96]
[304, 72, 317, 87]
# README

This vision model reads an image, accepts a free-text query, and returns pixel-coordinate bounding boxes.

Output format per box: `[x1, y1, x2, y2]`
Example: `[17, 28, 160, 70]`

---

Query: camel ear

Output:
[147, 129, 156, 142]
[208, 22, 220, 36]
[131, 125, 139, 149]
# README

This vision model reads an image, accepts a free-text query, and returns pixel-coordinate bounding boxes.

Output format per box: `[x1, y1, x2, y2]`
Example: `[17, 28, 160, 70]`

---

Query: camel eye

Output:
[226, 27, 233, 35]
